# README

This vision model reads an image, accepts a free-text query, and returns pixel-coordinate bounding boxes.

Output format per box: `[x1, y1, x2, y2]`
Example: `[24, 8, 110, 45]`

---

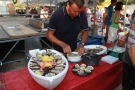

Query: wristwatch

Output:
[79, 42, 84, 46]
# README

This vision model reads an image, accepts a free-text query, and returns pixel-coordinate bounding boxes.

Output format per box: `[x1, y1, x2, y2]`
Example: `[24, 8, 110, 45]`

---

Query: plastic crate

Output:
[77, 37, 102, 46]
[88, 34, 104, 45]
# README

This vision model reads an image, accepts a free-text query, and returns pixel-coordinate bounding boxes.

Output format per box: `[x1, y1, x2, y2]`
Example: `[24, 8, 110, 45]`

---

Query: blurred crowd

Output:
[15, 6, 56, 18]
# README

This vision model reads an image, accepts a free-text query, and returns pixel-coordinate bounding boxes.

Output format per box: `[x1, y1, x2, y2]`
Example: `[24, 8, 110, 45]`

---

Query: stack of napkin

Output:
[29, 49, 40, 56]
[101, 55, 119, 64]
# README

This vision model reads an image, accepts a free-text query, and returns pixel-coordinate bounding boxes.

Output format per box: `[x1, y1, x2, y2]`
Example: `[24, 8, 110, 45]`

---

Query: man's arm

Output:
[76, 30, 88, 55]
[80, 30, 88, 44]
[103, 12, 107, 28]
[46, 30, 71, 53]
[128, 44, 135, 66]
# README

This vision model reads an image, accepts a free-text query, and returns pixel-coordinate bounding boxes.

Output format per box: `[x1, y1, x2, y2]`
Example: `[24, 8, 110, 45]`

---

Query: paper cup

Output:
[117, 32, 126, 47]
[118, 32, 125, 36]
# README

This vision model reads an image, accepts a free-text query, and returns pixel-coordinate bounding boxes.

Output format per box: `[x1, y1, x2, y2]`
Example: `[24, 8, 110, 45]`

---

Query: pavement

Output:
[0, 16, 122, 90]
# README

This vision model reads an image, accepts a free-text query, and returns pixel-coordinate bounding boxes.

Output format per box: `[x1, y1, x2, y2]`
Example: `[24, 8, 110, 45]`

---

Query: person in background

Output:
[40, 6, 49, 19]
[119, 12, 135, 90]
[103, 0, 117, 43]
[125, 14, 130, 27]
[47, 0, 88, 55]
[26, 7, 30, 17]
[107, 2, 123, 44]
[96, 7, 101, 20]
[86, 7, 92, 28]
[37, 6, 42, 18]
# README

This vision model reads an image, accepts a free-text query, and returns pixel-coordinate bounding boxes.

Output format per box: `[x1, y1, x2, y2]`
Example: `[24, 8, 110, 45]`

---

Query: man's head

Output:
[111, 0, 117, 6]
[43, 6, 48, 11]
[66, 0, 85, 18]
[114, 2, 123, 11]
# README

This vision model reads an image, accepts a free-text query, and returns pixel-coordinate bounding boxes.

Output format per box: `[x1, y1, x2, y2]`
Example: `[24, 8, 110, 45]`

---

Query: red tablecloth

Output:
[4, 44, 123, 90]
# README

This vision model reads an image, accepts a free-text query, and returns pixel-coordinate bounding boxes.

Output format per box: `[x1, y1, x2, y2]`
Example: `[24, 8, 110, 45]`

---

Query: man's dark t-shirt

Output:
[48, 6, 88, 52]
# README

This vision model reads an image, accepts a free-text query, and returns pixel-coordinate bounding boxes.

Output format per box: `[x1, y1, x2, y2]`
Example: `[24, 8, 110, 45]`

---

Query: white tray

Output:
[84, 45, 107, 55]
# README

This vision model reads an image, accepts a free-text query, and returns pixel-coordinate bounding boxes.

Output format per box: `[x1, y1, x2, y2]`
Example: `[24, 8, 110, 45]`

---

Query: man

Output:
[47, 0, 88, 55]
[119, 20, 135, 89]
[40, 6, 48, 18]
[103, 0, 117, 42]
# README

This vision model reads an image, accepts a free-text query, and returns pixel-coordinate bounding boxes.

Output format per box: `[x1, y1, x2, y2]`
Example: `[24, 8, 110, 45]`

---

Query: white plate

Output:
[67, 52, 82, 62]
[84, 45, 107, 55]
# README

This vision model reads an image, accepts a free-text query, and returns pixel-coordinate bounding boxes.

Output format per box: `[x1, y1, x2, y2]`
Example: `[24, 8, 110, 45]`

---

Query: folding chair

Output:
[24, 37, 43, 66]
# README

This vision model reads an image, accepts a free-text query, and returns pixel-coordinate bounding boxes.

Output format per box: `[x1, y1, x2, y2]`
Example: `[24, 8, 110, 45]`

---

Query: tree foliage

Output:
[120, 0, 135, 5]
[13, 0, 17, 4]
[58, 1, 66, 8]
[97, 0, 111, 8]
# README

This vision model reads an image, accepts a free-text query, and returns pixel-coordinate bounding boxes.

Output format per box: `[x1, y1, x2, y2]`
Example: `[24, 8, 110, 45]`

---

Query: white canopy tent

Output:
[20, 0, 67, 8]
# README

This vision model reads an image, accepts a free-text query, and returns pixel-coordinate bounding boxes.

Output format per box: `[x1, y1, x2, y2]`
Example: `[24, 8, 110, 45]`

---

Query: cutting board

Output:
[1, 24, 39, 37]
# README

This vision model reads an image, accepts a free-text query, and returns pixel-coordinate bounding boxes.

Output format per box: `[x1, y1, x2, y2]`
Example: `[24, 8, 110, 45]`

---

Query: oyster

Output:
[87, 66, 94, 70]
[68, 53, 79, 57]
[78, 70, 85, 75]
[55, 67, 64, 70]
[84, 68, 91, 73]
[51, 70, 60, 74]
[72, 68, 79, 72]
[45, 73, 55, 77]
[75, 64, 80, 69]
[80, 64, 86, 67]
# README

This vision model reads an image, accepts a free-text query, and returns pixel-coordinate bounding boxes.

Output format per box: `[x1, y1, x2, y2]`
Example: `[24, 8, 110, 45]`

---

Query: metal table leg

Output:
[2, 40, 19, 62]
[39, 38, 52, 49]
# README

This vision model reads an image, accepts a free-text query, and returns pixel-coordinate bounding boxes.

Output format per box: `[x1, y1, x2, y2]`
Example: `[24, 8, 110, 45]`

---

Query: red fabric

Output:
[4, 44, 122, 90]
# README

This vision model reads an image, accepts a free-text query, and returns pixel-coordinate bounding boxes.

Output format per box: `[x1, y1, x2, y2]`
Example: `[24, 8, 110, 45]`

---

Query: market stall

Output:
[2, 44, 123, 90]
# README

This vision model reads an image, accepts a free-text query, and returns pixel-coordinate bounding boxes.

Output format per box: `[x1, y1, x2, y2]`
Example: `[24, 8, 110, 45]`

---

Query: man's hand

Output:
[76, 44, 85, 55]
[61, 42, 72, 54]
[128, 44, 135, 66]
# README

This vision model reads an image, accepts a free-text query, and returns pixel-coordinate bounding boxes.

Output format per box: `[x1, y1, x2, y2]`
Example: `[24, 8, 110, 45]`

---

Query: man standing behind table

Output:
[103, 0, 117, 43]
[40, 6, 49, 19]
[47, 0, 89, 55]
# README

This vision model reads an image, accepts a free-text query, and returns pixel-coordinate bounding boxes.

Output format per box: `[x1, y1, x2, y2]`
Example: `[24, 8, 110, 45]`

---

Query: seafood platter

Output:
[72, 64, 94, 76]
[67, 52, 82, 62]
[84, 45, 107, 55]
[28, 49, 68, 90]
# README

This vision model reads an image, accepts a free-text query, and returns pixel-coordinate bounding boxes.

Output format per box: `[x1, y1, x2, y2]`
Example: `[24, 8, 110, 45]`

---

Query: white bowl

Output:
[67, 52, 82, 62]
[28, 49, 69, 90]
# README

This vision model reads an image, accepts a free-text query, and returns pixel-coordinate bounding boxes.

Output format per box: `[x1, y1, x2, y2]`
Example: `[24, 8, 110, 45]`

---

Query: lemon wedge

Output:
[124, 31, 128, 34]
[35, 70, 42, 76]
[37, 54, 42, 58]
[42, 55, 49, 62]
[49, 56, 54, 60]
[45, 62, 51, 67]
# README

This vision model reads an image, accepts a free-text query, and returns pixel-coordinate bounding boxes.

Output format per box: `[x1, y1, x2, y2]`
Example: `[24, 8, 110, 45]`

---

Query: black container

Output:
[82, 53, 100, 65]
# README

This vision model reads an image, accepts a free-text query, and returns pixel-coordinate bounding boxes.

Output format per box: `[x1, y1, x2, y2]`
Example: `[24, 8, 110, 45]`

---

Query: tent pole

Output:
[26, 0, 28, 8]
[123, 0, 129, 31]
[91, 0, 97, 39]
[55, 0, 58, 9]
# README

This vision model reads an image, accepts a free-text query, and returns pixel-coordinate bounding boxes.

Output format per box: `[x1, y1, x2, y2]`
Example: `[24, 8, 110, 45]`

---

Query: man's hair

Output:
[126, 14, 129, 17]
[44, 6, 48, 8]
[68, 0, 84, 8]
[111, 0, 117, 4]
[114, 2, 123, 11]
